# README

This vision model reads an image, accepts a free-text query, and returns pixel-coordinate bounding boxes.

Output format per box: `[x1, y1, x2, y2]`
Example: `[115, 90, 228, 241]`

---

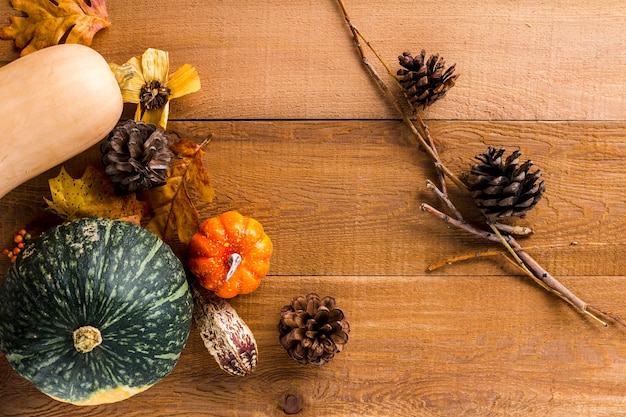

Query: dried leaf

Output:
[145, 138, 215, 245]
[45, 164, 149, 224]
[1, 0, 111, 56]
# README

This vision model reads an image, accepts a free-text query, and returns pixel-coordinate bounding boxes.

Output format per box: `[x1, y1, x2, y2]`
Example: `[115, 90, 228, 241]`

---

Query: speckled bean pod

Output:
[191, 281, 258, 376]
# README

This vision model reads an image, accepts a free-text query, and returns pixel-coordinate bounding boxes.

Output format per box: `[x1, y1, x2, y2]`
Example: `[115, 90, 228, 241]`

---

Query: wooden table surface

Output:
[2, 1, 626, 416]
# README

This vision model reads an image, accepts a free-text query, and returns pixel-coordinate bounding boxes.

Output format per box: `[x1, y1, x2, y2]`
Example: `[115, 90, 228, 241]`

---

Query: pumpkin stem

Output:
[225, 253, 242, 282]
[73, 325, 103, 353]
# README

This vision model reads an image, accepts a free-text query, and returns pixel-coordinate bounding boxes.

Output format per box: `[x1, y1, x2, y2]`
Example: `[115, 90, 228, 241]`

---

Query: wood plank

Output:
[1, 120, 625, 279]
[1, 1, 624, 121]
[2, 274, 626, 416]
[1, 1, 625, 414]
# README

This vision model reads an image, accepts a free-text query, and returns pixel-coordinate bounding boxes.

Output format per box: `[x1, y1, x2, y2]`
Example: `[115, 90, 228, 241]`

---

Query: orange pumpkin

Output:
[189, 211, 273, 298]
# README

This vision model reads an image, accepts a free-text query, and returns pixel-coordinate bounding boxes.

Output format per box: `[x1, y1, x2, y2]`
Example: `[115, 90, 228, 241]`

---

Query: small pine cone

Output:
[278, 293, 350, 366]
[101, 120, 173, 194]
[467, 146, 546, 219]
[397, 50, 458, 109]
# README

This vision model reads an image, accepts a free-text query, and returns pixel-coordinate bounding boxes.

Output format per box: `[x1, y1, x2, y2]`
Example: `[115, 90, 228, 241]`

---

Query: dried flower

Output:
[110, 48, 201, 130]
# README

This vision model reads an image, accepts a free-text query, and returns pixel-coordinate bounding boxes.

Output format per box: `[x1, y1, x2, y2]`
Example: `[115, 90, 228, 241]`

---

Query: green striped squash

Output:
[0, 217, 193, 405]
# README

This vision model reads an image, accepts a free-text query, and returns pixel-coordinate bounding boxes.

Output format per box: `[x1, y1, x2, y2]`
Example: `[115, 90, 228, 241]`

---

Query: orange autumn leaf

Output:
[0, 0, 110, 56]
[144, 138, 215, 245]
[44, 164, 149, 224]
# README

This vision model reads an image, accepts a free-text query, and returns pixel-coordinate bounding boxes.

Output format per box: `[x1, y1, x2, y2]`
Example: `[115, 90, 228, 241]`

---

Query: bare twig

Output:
[426, 180, 464, 221]
[348, 21, 455, 195]
[420, 203, 501, 244]
[428, 249, 506, 271]
[335, 0, 622, 328]
[335, 0, 465, 191]
[420, 203, 612, 326]
[488, 222, 532, 274]
[493, 222, 534, 236]
[428, 242, 617, 271]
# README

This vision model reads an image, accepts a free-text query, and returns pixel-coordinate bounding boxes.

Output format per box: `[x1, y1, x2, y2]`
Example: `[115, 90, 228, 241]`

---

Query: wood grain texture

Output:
[2, 120, 626, 416]
[3, 274, 626, 417]
[2, 121, 626, 278]
[1, 0, 626, 415]
[1, 0, 623, 121]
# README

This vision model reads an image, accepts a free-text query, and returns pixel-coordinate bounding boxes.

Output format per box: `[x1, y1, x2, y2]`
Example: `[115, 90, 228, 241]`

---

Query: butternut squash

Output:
[0, 44, 123, 199]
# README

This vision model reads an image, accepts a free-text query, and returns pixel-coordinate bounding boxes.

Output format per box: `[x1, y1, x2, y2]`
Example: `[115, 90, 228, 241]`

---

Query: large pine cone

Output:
[397, 50, 458, 109]
[467, 146, 546, 219]
[101, 120, 173, 194]
[278, 293, 350, 366]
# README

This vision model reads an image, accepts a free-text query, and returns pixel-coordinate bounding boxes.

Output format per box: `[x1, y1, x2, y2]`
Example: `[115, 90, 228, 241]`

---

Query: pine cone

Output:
[278, 293, 350, 366]
[397, 50, 458, 109]
[467, 146, 546, 219]
[101, 120, 173, 194]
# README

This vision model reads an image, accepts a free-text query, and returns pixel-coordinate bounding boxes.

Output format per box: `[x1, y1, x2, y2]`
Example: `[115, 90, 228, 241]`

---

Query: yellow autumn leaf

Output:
[0, 0, 111, 56]
[144, 138, 215, 244]
[45, 164, 149, 224]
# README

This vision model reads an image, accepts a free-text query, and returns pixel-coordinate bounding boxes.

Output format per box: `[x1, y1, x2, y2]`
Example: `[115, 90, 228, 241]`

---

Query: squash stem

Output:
[225, 253, 242, 282]
[73, 325, 103, 353]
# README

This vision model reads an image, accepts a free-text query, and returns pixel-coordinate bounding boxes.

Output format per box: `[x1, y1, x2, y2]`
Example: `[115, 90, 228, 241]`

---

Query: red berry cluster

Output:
[3, 229, 30, 263]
